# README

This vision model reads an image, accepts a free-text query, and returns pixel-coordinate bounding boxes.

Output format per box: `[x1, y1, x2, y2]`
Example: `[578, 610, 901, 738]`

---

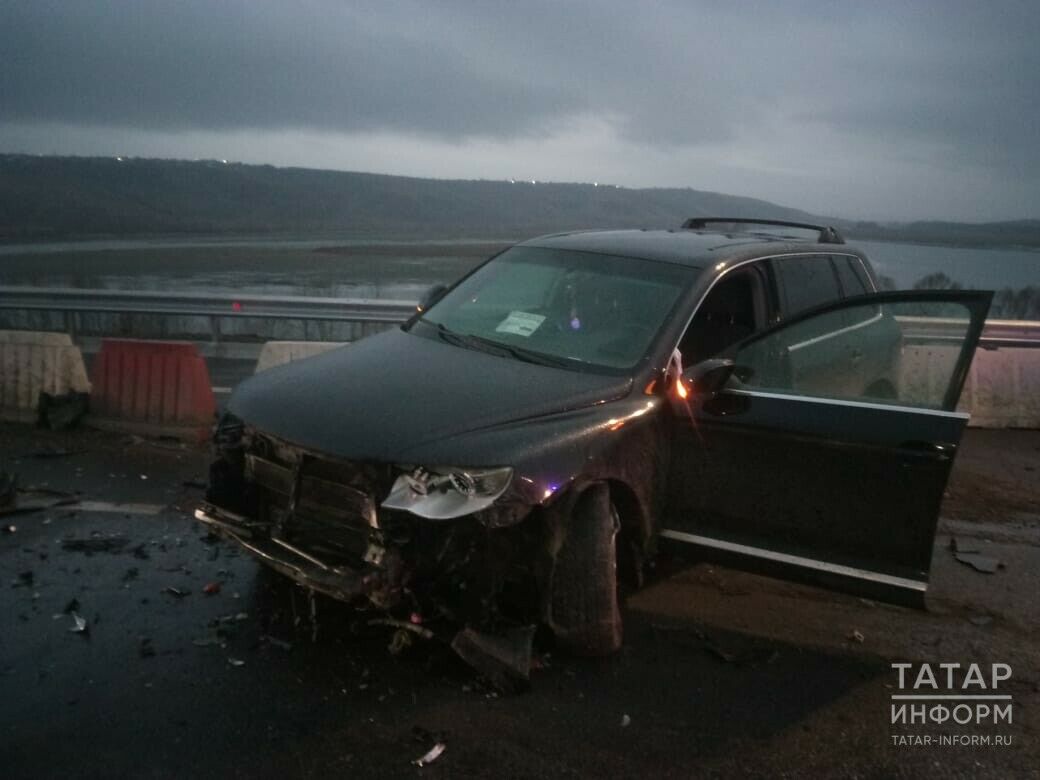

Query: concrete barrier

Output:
[0, 330, 91, 423]
[88, 339, 216, 441]
[254, 341, 346, 374]
[957, 347, 1040, 429]
[901, 345, 1040, 429]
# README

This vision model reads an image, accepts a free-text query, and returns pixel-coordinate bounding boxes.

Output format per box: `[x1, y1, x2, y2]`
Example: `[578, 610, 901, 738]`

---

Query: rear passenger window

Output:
[834, 256, 869, 297]
[774, 256, 842, 317]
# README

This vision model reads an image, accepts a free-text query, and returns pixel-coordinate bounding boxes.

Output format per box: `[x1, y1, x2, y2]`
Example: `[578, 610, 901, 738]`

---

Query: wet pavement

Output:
[1, 423, 1037, 778]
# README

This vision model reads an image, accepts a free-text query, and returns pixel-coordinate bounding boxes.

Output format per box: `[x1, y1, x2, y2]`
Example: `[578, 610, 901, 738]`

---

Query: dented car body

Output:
[197, 219, 992, 656]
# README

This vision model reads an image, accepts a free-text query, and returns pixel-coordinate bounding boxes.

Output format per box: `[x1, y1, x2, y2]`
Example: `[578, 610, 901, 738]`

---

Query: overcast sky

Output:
[1, 0, 1037, 221]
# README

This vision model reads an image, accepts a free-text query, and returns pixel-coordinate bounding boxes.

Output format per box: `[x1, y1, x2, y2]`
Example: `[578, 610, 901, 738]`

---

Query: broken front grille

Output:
[244, 434, 395, 565]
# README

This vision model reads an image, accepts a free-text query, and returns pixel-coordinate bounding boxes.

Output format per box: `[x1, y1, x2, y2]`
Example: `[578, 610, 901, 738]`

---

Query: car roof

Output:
[521, 228, 868, 272]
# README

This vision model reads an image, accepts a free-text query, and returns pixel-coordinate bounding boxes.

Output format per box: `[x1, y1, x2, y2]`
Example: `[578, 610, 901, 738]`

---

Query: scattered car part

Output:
[412, 743, 446, 767]
[450, 625, 537, 693]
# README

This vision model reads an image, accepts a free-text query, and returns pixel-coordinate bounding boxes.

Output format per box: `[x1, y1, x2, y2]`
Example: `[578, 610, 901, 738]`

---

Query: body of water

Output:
[0, 236, 1037, 316]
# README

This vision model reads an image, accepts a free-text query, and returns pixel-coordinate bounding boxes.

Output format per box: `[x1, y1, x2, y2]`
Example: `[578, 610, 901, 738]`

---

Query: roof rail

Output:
[681, 217, 845, 245]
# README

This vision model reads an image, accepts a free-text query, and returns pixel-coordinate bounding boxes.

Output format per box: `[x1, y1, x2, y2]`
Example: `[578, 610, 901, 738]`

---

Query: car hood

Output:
[228, 327, 634, 462]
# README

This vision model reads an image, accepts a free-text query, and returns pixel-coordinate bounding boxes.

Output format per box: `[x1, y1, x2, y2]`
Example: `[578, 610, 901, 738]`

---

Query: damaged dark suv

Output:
[197, 218, 991, 658]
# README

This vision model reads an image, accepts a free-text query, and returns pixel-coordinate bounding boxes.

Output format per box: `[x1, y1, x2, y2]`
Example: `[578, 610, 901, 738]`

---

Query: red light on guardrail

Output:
[231, 301, 242, 312]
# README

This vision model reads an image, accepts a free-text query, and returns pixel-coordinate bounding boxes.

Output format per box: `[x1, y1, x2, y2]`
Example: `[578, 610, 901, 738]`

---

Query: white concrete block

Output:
[254, 341, 346, 374]
[0, 330, 92, 422]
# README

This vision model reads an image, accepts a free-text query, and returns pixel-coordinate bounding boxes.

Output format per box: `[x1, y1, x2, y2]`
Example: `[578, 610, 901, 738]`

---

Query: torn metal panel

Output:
[450, 625, 536, 693]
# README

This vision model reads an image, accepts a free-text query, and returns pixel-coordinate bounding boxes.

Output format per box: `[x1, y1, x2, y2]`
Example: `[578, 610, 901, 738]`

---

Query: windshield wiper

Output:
[427, 322, 510, 357]
[464, 333, 573, 369]
[425, 321, 571, 368]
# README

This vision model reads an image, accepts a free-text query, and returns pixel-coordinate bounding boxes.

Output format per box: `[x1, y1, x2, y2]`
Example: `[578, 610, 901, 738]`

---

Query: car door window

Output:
[833, 255, 869, 297]
[678, 268, 765, 365]
[731, 295, 986, 411]
[775, 255, 842, 316]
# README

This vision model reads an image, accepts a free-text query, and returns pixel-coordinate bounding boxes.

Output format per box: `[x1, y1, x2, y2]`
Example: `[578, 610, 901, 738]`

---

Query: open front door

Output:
[662, 290, 992, 607]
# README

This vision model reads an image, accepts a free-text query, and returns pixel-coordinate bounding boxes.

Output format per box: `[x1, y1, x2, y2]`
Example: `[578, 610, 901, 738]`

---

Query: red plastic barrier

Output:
[89, 339, 216, 441]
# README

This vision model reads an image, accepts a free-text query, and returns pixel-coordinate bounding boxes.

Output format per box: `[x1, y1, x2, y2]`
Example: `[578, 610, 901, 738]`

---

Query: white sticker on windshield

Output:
[495, 311, 545, 337]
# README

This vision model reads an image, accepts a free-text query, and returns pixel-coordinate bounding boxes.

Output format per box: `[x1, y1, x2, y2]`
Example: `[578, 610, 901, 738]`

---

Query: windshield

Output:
[412, 246, 693, 372]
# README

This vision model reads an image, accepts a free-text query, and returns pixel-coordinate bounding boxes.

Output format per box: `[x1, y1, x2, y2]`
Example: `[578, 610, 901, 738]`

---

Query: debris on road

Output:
[954, 552, 1002, 574]
[621, 714, 632, 728]
[62, 535, 130, 553]
[368, 617, 435, 640]
[139, 637, 156, 658]
[227, 657, 245, 667]
[25, 445, 86, 459]
[261, 635, 293, 652]
[202, 582, 222, 595]
[847, 629, 865, 643]
[68, 612, 89, 634]
[705, 641, 737, 663]
[412, 743, 446, 767]
[164, 587, 190, 598]
[450, 625, 536, 693]
[0, 477, 79, 517]
[3, 523, 15, 534]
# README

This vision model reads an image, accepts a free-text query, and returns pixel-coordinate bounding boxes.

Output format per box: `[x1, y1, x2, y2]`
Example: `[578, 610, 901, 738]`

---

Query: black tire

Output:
[550, 483, 623, 655]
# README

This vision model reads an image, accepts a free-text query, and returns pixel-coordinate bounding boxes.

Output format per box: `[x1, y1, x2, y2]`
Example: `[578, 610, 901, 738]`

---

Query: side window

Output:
[774, 256, 842, 317]
[833, 255, 869, 297]
[732, 298, 981, 411]
[678, 268, 764, 365]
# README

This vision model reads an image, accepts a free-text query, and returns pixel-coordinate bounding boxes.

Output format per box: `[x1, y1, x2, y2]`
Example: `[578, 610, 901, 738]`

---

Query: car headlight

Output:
[381, 466, 514, 519]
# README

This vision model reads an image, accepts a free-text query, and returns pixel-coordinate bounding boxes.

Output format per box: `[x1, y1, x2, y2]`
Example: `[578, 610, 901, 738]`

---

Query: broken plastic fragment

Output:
[451, 625, 536, 693]
[412, 743, 446, 767]
[202, 582, 222, 595]
[68, 612, 88, 634]
[228, 657, 245, 667]
[262, 635, 293, 651]
[954, 552, 1001, 574]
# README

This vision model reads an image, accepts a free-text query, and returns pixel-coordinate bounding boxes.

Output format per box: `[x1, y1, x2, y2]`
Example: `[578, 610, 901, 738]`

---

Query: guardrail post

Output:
[210, 315, 221, 344]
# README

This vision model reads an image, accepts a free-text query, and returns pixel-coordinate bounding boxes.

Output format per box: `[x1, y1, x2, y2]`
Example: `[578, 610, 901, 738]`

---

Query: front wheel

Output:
[549, 484, 623, 655]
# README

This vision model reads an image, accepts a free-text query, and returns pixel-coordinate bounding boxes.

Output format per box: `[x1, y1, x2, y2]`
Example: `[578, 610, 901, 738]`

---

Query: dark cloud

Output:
[0, 0, 1037, 218]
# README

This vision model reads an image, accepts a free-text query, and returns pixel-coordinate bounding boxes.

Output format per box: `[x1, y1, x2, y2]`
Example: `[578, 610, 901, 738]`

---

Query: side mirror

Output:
[417, 283, 448, 314]
[680, 358, 736, 397]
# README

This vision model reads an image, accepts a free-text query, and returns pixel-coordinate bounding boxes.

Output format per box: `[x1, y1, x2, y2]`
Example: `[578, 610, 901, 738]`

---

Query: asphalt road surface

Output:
[1, 423, 1037, 778]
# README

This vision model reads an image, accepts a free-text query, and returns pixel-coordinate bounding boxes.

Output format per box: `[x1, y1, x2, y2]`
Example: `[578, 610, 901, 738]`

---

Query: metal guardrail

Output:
[0, 286, 416, 322]
[0, 285, 1037, 347]
[898, 316, 1040, 349]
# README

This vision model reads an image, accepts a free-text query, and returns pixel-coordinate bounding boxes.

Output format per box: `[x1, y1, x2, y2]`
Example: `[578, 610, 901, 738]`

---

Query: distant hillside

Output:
[843, 219, 1040, 249]
[1, 154, 1037, 247]
[0, 154, 814, 240]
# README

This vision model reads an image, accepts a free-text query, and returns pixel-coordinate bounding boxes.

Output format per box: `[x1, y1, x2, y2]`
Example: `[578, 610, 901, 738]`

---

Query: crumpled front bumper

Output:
[194, 502, 393, 603]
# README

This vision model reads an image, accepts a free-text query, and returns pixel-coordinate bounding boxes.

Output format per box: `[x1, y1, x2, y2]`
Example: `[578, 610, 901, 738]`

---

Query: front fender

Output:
[397, 397, 666, 517]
